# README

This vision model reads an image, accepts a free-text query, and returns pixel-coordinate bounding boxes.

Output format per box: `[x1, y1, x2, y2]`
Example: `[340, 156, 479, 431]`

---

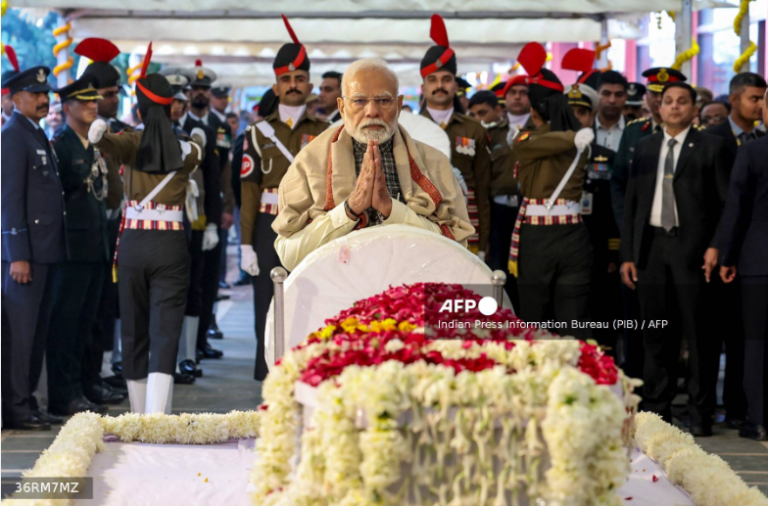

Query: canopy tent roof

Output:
[14, 0, 734, 86]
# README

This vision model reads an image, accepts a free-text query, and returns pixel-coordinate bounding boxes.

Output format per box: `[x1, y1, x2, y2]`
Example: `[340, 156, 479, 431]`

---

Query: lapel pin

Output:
[688, 143, 694, 147]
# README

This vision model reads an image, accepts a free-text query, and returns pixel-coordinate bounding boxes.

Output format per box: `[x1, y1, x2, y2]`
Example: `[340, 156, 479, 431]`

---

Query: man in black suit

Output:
[1, 67, 67, 430]
[720, 114, 768, 441]
[620, 82, 731, 436]
[702, 72, 766, 429]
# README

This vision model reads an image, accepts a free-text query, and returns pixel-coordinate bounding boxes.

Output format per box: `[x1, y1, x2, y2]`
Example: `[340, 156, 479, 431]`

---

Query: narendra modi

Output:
[272, 58, 473, 270]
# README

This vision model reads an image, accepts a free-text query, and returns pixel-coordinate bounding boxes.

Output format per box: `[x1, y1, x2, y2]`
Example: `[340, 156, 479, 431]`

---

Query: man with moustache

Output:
[419, 14, 491, 259]
[620, 82, 731, 436]
[183, 60, 234, 359]
[239, 15, 329, 381]
[319, 71, 342, 122]
[76, 38, 130, 389]
[46, 76, 125, 416]
[273, 57, 472, 269]
[1, 66, 67, 430]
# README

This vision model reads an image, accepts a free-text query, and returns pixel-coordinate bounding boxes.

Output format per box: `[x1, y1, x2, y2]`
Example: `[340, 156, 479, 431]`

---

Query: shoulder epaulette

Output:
[694, 124, 706, 131]
[627, 116, 650, 126]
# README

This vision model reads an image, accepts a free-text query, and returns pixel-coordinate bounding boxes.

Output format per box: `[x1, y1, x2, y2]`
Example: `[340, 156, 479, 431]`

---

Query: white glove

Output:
[202, 223, 219, 251]
[190, 127, 207, 149]
[574, 128, 595, 151]
[240, 245, 260, 276]
[88, 118, 107, 144]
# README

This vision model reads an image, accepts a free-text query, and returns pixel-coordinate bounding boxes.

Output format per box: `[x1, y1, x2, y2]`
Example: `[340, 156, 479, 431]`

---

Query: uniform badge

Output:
[641, 121, 650, 132]
[36, 69, 46, 83]
[241, 154, 255, 178]
[594, 155, 609, 162]
[658, 68, 669, 83]
[197, 69, 205, 80]
[301, 134, 316, 149]
[455, 136, 476, 156]
[517, 131, 530, 142]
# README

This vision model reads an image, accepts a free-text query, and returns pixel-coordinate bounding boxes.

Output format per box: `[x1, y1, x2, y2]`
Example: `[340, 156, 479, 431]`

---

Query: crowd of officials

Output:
[1, 15, 767, 443]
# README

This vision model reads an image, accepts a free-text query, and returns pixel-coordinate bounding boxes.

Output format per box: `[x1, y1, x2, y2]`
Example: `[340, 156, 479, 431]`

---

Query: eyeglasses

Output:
[342, 96, 398, 111]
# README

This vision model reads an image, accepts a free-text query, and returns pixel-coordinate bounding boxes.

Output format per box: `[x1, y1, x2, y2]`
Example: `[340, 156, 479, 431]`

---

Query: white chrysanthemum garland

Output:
[634, 412, 768, 506]
[5, 410, 261, 506]
[4, 412, 105, 506]
[252, 338, 636, 506]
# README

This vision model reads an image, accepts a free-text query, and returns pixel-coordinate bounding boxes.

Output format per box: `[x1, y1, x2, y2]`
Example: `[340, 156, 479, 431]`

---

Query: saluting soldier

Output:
[46, 76, 127, 416]
[419, 14, 491, 259]
[180, 62, 229, 362]
[76, 38, 131, 388]
[467, 90, 520, 308]
[563, 48, 623, 351]
[239, 14, 328, 381]
[88, 46, 204, 414]
[1, 66, 67, 430]
[507, 43, 594, 339]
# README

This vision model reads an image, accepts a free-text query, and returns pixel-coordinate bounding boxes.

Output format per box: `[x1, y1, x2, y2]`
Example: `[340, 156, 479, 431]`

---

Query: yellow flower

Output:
[319, 324, 337, 340]
[398, 321, 417, 332]
[340, 317, 360, 333]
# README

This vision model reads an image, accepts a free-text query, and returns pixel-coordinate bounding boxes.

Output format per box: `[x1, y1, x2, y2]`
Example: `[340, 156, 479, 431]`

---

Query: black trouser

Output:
[636, 229, 716, 424]
[702, 275, 747, 420]
[251, 213, 282, 381]
[585, 236, 622, 354]
[118, 229, 190, 380]
[46, 262, 105, 409]
[742, 276, 768, 426]
[197, 227, 225, 351]
[219, 226, 228, 284]
[185, 230, 205, 317]
[1, 262, 55, 423]
[620, 282, 645, 380]
[517, 223, 593, 339]
[92, 215, 121, 357]
[488, 200, 520, 313]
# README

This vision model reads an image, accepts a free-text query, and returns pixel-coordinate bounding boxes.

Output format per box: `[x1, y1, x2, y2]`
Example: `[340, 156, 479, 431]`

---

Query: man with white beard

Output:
[272, 57, 473, 271]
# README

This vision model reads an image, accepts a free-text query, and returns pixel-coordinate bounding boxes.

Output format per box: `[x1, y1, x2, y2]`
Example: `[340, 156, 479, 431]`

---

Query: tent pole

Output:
[676, 0, 693, 81]
[598, 16, 609, 68]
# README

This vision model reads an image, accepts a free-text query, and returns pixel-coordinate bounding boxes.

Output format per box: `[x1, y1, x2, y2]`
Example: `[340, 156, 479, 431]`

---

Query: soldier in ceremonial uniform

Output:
[1, 46, 20, 125]
[1, 66, 67, 430]
[239, 14, 328, 380]
[87, 47, 204, 414]
[419, 14, 491, 259]
[624, 82, 647, 121]
[181, 61, 229, 362]
[76, 38, 131, 387]
[467, 90, 520, 308]
[507, 43, 594, 338]
[46, 76, 126, 416]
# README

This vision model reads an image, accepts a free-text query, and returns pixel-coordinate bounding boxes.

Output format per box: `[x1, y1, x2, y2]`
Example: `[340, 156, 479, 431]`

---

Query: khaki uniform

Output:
[511, 123, 593, 339]
[486, 116, 521, 308]
[94, 130, 203, 380]
[420, 109, 491, 252]
[240, 110, 328, 380]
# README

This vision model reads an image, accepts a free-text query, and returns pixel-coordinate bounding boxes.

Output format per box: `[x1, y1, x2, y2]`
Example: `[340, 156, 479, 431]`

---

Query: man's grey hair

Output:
[342, 58, 399, 96]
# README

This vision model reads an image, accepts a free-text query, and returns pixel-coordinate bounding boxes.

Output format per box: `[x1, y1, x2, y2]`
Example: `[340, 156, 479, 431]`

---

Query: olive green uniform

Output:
[511, 124, 593, 338]
[240, 110, 327, 380]
[420, 109, 492, 253]
[486, 116, 520, 308]
[95, 130, 202, 380]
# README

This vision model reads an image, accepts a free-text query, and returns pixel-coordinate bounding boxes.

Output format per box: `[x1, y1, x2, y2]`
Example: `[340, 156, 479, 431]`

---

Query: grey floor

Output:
[2, 252, 767, 497]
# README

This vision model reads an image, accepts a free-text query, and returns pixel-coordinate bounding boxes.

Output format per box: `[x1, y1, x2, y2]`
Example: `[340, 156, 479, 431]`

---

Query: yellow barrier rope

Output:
[1, 0, 8, 56]
[52, 21, 73, 79]
[734, 41, 757, 72]
[734, 0, 753, 35]
[671, 37, 699, 71]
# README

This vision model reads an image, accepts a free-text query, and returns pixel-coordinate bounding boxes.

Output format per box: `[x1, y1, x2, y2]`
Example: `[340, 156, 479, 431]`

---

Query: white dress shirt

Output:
[595, 115, 625, 153]
[650, 124, 691, 228]
[506, 112, 531, 130]
[426, 107, 454, 127]
[211, 108, 227, 123]
[278, 104, 306, 129]
[188, 110, 210, 126]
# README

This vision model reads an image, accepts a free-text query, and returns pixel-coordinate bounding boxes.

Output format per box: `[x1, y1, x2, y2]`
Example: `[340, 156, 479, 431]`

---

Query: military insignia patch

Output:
[455, 136, 476, 156]
[36, 69, 46, 83]
[658, 68, 669, 83]
[517, 131, 530, 142]
[197, 69, 205, 80]
[301, 134, 316, 149]
[641, 121, 650, 132]
[241, 154, 255, 178]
